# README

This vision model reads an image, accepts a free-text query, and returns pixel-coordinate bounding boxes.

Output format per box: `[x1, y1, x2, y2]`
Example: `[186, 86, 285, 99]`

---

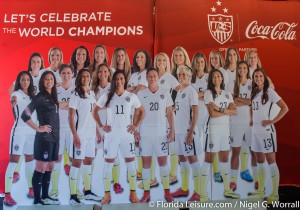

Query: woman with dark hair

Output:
[110, 47, 131, 81]
[128, 50, 152, 94]
[21, 71, 60, 205]
[4, 71, 36, 206]
[68, 69, 101, 205]
[224, 47, 240, 90]
[201, 69, 240, 201]
[70, 46, 91, 77]
[89, 44, 109, 82]
[93, 70, 145, 204]
[248, 68, 288, 204]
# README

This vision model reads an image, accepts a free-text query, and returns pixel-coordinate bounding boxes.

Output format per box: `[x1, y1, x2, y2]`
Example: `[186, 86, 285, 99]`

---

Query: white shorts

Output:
[103, 132, 135, 159]
[197, 124, 206, 152]
[69, 138, 96, 159]
[95, 134, 104, 149]
[251, 128, 277, 153]
[140, 135, 168, 157]
[230, 125, 252, 147]
[175, 132, 201, 156]
[59, 130, 72, 155]
[204, 132, 231, 153]
[9, 134, 34, 155]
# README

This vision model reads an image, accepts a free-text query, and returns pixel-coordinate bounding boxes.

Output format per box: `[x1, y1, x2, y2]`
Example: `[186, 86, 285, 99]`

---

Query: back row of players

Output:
[4, 46, 288, 206]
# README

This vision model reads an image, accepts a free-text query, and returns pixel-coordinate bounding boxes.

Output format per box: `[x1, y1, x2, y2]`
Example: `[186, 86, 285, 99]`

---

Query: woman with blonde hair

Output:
[110, 47, 131, 82]
[170, 46, 191, 80]
[89, 44, 109, 78]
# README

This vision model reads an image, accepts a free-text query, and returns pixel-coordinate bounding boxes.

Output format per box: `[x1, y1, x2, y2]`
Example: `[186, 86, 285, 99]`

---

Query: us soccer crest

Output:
[209, 142, 214, 149]
[14, 144, 19, 151]
[160, 79, 165, 84]
[208, 1, 233, 45]
[125, 96, 130, 102]
[248, 85, 252, 91]
[43, 151, 48, 159]
[160, 94, 165, 99]
[182, 93, 186, 99]
[76, 150, 81, 156]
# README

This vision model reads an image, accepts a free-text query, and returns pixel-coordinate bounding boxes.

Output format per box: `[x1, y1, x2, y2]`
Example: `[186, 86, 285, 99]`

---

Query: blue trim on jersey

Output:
[10, 105, 19, 154]
[271, 132, 275, 153]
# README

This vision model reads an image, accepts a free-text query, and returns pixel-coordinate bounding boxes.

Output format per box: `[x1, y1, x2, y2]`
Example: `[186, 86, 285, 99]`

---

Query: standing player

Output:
[21, 71, 60, 205]
[92, 70, 145, 204]
[201, 69, 240, 200]
[229, 61, 255, 191]
[191, 52, 209, 153]
[89, 44, 109, 84]
[110, 47, 131, 81]
[70, 46, 91, 78]
[248, 68, 288, 204]
[68, 69, 101, 205]
[170, 46, 191, 80]
[49, 64, 74, 200]
[136, 68, 174, 202]
[170, 65, 201, 201]
[4, 72, 36, 206]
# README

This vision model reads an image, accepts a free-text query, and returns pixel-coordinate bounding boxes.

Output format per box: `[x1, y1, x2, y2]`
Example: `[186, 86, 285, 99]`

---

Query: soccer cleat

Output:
[113, 183, 124, 194]
[248, 190, 265, 199]
[42, 197, 61, 205]
[188, 192, 200, 201]
[266, 193, 279, 204]
[136, 171, 143, 180]
[138, 178, 159, 189]
[254, 181, 259, 190]
[3, 194, 17, 206]
[64, 164, 71, 176]
[77, 189, 84, 199]
[230, 182, 237, 191]
[169, 175, 178, 185]
[171, 188, 189, 197]
[84, 192, 102, 201]
[164, 189, 174, 202]
[69, 195, 81, 205]
[200, 194, 209, 202]
[240, 169, 254, 182]
[213, 172, 223, 183]
[34, 200, 46, 205]
[140, 191, 150, 203]
[101, 192, 111, 204]
[12, 172, 20, 183]
[28, 188, 34, 198]
[129, 191, 139, 203]
[224, 189, 241, 199]
[49, 190, 58, 199]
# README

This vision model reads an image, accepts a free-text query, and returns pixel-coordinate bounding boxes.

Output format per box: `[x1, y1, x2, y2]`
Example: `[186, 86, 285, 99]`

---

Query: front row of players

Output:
[4, 64, 288, 205]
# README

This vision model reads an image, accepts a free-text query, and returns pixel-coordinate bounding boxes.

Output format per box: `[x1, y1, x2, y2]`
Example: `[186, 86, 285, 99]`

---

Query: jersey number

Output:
[116, 105, 124, 114]
[161, 142, 168, 151]
[239, 93, 247, 98]
[263, 138, 273, 150]
[220, 102, 228, 108]
[184, 142, 193, 153]
[62, 97, 70, 102]
[252, 101, 259, 110]
[129, 143, 135, 152]
[150, 102, 159, 111]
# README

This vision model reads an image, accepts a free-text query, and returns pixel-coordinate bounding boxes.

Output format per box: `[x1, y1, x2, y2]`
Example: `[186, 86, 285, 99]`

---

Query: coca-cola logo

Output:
[245, 21, 297, 40]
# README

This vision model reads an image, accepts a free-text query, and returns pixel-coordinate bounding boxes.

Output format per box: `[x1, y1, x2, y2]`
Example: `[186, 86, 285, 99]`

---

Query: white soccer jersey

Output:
[219, 67, 229, 91]
[95, 83, 111, 132]
[31, 74, 41, 94]
[174, 85, 198, 134]
[231, 79, 252, 125]
[96, 90, 141, 136]
[192, 73, 209, 125]
[69, 91, 96, 139]
[41, 67, 62, 84]
[10, 90, 37, 135]
[57, 86, 74, 131]
[204, 89, 234, 126]
[137, 87, 173, 136]
[252, 88, 281, 133]
[128, 70, 148, 88]
[227, 69, 236, 84]
[158, 72, 180, 93]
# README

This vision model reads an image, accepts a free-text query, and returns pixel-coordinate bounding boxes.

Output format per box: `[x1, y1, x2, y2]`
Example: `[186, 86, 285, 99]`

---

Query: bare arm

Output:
[128, 106, 145, 133]
[92, 105, 111, 133]
[207, 102, 237, 118]
[186, 105, 198, 145]
[166, 106, 175, 142]
[68, 108, 81, 148]
[262, 99, 289, 126]
[59, 101, 69, 110]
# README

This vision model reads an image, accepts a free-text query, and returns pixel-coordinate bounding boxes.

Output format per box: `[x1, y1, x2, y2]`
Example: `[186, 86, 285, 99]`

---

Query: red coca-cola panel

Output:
[154, 0, 300, 185]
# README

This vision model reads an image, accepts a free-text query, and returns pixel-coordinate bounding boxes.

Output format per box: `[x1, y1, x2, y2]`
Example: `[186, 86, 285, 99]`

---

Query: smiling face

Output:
[195, 56, 205, 72]
[31, 56, 42, 71]
[76, 48, 87, 66]
[98, 65, 110, 82]
[49, 49, 61, 67]
[253, 71, 265, 89]
[136, 52, 146, 70]
[115, 73, 125, 90]
[210, 53, 221, 69]
[174, 50, 185, 66]
[211, 71, 223, 88]
[177, 67, 190, 85]
[228, 49, 238, 65]
[43, 73, 55, 92]
[60, 67, 74, 82]
[80, 70, 91, 87]
[156, 54, 167, 70]
[117, 50, 126, 66]
[248, 51, 258, 68]
[238, 63, 248, 78]
[20, 74, 31, 91]
[146, 69, 159, 86]
[94, 46, 105, 64]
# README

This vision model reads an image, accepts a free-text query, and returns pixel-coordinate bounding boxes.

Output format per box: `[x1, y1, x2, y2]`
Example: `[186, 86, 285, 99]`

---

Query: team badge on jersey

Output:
[182, 93, 186, 99]
[160, 79, 165, 84]
[125, 96, 130, 102]
[160, 94, 165, 100]
[230, 136, 233, 144]
[248, 85, 252, 91]
[14, 144, 19, 151]
[76, 150, 81, 156]
[43, 151, 48, 159]
[209, 142, 214, 149]
[138, 75, 141, 80]
[103, 148, 107, 155]
[225, 94, 229, 99]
